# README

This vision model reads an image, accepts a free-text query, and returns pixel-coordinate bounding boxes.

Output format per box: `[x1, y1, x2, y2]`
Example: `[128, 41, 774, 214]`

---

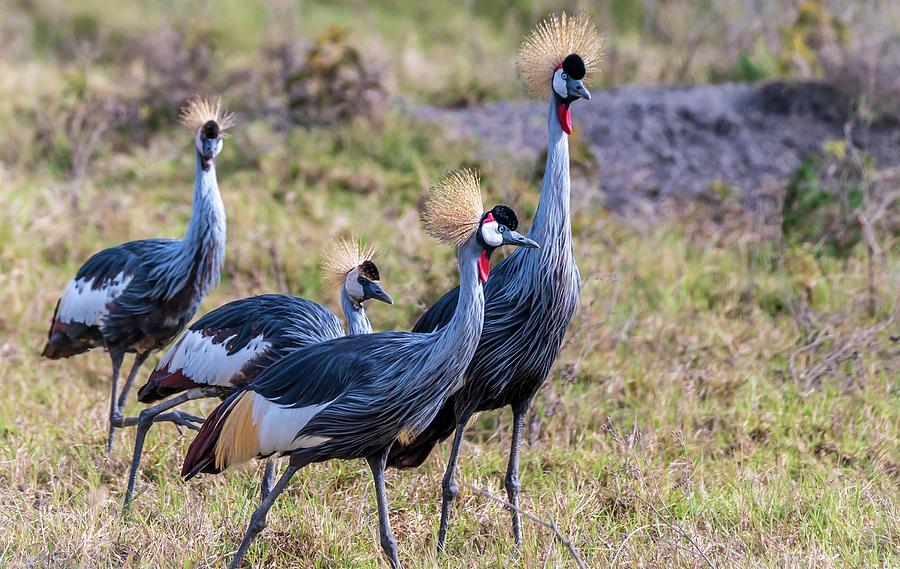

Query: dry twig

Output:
[629, 492, 717, 569]
[461, 482, 589, 569]
[790, 314, 895, 388]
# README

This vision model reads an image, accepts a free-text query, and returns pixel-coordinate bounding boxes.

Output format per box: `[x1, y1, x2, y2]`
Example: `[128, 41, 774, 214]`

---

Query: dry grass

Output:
[0, 123, 896, 566]
[0, 1, 898, 567]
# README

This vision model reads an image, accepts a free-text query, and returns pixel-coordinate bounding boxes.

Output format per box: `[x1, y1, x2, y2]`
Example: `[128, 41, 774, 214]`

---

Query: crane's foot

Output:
[505, 473, 523, 548]
[155, 411, 203, 435]
[121, 410, 203, 512]
[106, 411, 125, 456]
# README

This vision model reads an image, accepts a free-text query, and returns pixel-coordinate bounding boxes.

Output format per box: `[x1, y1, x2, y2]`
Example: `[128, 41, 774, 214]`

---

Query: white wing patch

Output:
[251, 394, 334, 455]
[56, 273, 133, 325]
[156, 330, 272, 386]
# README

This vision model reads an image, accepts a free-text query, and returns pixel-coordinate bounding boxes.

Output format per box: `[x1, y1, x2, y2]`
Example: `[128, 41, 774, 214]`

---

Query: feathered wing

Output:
[138, 294, 344, 403]
[182, 332, 436, 478]
[42, 239, 176, 359]
[180, 335, 368, 478]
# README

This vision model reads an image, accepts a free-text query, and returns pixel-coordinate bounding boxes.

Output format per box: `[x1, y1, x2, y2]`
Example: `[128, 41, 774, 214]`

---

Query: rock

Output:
[411, 81, 900, 211]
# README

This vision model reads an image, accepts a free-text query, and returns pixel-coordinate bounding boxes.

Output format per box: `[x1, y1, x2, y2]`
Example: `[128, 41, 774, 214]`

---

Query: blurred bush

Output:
[267, 27, 391, 126]
[780, 140, 887, 259]
[128, 24, 223, 131]
[821, 38, 900, 121]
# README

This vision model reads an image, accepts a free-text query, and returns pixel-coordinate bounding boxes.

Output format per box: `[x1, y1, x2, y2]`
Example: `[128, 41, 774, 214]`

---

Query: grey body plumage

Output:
[42, 140, 227, 454]
[389, 95, 583, 548]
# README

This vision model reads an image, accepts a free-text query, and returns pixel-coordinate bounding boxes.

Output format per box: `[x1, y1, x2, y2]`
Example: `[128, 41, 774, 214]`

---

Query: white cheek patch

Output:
[345, 268, 364, 299]
[195, 131, 203, 153]
[215, 138, 223, 156]
[481, 221, 503, 247]
[155, 330, 271, 386]
[56, 273, 132, 325]
[552, 69, 567, 98]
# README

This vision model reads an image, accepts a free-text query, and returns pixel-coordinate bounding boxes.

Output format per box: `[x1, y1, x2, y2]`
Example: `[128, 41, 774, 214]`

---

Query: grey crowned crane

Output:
[387, 13, 603, 550]
[180, 169, 538, 569]
[121, 238, 392, 509]
[41, 97, 234, 454]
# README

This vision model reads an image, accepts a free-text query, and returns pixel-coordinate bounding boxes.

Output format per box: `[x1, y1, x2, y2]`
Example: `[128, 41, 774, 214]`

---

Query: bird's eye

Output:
[499, 226, 506, 232]
[561, 73, 567, 79]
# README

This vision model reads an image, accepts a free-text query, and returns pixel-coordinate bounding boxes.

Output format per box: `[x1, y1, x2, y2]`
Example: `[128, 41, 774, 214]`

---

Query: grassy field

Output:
[1, 1, 898, 568]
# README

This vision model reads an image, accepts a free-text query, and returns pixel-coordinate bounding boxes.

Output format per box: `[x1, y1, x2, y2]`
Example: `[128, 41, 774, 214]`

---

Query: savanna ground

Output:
[0, 1, 898, 567]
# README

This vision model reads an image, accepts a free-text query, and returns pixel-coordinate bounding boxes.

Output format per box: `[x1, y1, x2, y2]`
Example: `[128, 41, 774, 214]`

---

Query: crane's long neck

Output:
[435, 237, 485, 364]
[527, 96, 572, 258]
[340, 289, 372, 336]
[165, 152, 227, 298]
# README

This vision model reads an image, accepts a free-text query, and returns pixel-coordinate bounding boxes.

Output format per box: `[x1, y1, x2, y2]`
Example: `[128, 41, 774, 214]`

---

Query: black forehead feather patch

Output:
[562, 54, 586, 80]
[359, 260, 380, 281]
[202, 120, 220, 140]
[489, 205, 519, 231]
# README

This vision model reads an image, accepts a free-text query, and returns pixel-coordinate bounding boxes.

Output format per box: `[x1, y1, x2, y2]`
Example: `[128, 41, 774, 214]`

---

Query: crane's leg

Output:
[260, 458, 277, 501]
[436, 413, 472, 552]
[117, 351, 150, 410]
[122, 390, 207, 512]
[229, 463, 300, 569]
[106, 351, 150, 454]
[367, 447, 401, 569]
[504, 399, 529, 548]
[105, 350, 125, 456]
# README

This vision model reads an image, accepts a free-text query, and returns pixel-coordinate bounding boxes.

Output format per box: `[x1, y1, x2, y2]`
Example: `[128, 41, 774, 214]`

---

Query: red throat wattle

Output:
[478, 251, 490, 284]
[557, 103, 572, 135]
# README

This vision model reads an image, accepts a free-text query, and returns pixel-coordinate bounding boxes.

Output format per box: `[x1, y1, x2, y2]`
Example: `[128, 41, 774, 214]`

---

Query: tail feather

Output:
[41, 309, 102, 359]
[138, 370, 202, 403]
[182, 391, 259, 480]
[182, 394, 236, 480]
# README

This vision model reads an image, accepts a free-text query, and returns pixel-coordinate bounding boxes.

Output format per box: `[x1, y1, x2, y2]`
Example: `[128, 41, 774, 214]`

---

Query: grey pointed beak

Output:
[569, 79, 591, 101]
[502, 229, 539, 249]
[200, 139, 219, 171]
[566, 78, 591, 101]
[363, 281, 393, 304]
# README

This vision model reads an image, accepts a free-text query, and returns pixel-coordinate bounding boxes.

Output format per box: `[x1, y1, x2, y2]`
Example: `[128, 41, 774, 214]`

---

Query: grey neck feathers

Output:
[435, 236, 485, 358]
[154, 151, 227, 299]
[528, 97, 572, 252]
[499, 96, 575, 287]
[403, 235, 485, 435]
[341, 289, 372, 336]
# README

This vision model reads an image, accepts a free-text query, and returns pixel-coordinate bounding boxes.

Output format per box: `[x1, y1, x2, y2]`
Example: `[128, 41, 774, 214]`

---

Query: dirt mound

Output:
[412, 81, 900, 211]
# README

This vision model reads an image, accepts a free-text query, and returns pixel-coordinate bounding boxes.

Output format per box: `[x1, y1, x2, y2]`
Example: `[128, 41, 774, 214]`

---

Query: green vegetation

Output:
[0, 1, 897, 567]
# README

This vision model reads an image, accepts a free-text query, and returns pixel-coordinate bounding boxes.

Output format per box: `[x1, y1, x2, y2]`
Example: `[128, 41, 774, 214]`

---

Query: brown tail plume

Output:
[182, 391, 259, 480]
[182, 394, 234, 480]
[41, 304, 102, 359]
[138, 370, 202, 404]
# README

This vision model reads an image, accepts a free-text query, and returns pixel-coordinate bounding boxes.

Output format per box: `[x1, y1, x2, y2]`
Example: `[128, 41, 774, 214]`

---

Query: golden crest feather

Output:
[517, 12, 604, 99]
[320, 237, 378, 288]
[420, 168, 484, 247]
[179, 96, 236, 133]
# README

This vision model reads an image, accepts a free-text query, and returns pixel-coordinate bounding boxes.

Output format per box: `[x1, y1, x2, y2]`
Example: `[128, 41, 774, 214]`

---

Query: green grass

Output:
[0, 1, 898, 567]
